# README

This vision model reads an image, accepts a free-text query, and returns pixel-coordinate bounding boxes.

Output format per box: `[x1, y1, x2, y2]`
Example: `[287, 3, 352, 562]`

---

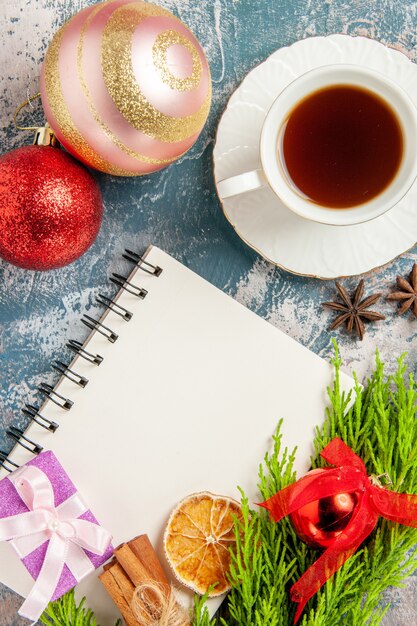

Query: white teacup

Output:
[217, 64, 417, 226]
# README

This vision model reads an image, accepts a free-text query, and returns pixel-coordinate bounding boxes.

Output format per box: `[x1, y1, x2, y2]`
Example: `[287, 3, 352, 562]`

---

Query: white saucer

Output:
[213, 35, 417, 279]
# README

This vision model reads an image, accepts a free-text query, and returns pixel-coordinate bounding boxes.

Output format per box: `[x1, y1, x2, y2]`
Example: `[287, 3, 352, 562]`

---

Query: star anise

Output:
[387, 264, 417, 317]
[323, 280, 385, 340]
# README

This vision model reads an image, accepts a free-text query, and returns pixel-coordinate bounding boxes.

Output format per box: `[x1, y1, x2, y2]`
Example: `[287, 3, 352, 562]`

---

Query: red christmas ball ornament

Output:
[290, 468, 359, 549]
[0, 139, 102, 270]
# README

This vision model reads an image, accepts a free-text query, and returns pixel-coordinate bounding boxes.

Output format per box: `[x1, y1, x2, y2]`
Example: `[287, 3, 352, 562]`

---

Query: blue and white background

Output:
[1, 0, 417, 623]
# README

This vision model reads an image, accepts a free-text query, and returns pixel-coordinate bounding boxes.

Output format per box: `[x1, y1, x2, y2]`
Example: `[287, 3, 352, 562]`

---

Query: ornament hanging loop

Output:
[369, 473, 393, 488]
[13, 92, 42, 131]
[13, 92, 59, 147]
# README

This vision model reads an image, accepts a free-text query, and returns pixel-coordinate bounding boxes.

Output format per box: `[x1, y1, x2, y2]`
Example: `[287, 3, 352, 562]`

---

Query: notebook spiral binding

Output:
[0, 250, 162, 472]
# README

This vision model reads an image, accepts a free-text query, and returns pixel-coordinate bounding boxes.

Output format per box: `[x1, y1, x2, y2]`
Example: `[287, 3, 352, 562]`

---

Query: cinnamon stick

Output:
[99, 569, 138, 626]
[114, 544, 152, 587]
[103, 558, 116, 572]
[111, 561, 136, 603]
[101, 535, 178, 625]
[129, 534, 169, 589]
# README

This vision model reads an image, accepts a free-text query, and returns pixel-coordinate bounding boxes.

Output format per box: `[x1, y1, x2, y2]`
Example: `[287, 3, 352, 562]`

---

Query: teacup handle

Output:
[217, 169, 267, 199]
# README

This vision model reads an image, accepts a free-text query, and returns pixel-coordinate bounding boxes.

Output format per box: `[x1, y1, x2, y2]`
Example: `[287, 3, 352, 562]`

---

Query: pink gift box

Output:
[0, 450, 113, 601]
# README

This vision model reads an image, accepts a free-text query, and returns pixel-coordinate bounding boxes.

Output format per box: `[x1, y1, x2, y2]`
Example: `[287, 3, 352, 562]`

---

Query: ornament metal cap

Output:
[14, 92, 60, 148]
[32, 124, 59, 148]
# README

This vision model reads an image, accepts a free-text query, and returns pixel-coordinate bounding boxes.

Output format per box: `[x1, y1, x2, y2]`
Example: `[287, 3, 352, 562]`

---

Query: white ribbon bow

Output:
[0, 465, 112, 623]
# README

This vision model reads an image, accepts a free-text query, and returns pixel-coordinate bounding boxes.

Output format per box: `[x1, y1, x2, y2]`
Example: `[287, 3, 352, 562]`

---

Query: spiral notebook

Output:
[0, 245, 353, 624]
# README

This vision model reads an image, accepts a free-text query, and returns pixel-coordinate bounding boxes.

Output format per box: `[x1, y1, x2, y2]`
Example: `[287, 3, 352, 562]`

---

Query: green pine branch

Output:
[40, 589, 121, 626]
[215, 343, 417, 626]
[193, 588, 218, 626]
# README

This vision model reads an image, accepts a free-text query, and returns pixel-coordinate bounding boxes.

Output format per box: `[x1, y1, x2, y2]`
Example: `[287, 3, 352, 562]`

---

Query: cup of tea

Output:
[217, 64, 417, 226]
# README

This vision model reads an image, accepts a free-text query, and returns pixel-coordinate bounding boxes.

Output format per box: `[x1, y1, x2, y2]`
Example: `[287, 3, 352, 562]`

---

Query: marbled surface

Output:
[1, 0, 417, 623]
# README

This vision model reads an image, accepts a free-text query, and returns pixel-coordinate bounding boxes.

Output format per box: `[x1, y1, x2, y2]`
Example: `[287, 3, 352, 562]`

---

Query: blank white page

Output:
[0, 246, 353, 624]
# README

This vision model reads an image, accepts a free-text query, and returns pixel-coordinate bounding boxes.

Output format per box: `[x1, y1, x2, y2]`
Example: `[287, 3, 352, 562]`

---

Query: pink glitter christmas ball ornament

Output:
[40, 0, 212, 176]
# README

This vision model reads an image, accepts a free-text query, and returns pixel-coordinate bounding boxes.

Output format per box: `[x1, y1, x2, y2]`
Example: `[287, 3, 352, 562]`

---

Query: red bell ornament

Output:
[290, 468, 358, 549]
[0, 124, 102, 271]
[260, 438, 417, 624]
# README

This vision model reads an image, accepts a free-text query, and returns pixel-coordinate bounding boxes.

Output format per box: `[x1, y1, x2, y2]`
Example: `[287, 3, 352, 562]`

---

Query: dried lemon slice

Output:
[164, 492, 243, 596]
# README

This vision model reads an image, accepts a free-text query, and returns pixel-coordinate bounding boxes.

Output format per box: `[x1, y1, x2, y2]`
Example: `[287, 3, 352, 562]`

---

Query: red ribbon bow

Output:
[259, 437, 417, 623]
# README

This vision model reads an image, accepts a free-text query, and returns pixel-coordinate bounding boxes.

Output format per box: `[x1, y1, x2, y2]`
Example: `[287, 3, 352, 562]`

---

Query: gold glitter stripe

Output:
[77, 5, 177, 165]
[43, 17, 135, 176]
[101, 4, 211, 143]
[152, 30, 202, 92]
